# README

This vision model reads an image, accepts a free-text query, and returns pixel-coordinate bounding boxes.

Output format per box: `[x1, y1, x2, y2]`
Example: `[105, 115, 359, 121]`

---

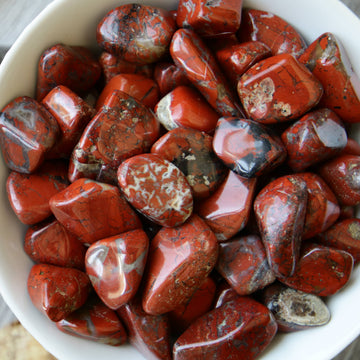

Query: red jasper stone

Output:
[69, 90, 160, 184]
[213, 117, 286, 177]
[99, 52, 154, 83]
[85, 229, 149, 310]
[155, 86, 219, 133]
[238, 9, 307, 58]
[49, 178, 141, 245]
[318, 155, 360, 206]
[142, 215, 218, 315]
[36, 44, 101, 101]
[299, 32, 360, 123]
[117, 297, 172, 360]
[176, 0, 243, 38]
[316, 218, 360, 263]
[0, 96, 59, 173]
[237, 54, 323, 124]
[154, 62, 191, 97]
[173, 297, 277, 360]
[340, 138, 360, 157]
[97, 4, 176, 64]
[206, 33, 239, 52]
[197, 170, 256, 241]
[339, 205, 356, 220]
[170, 28, 242, 117]
[213, 280, 240, 308]
[297, 172, 340, 240]
[27, 264, 91, 322]
[278, 243, 354, 296]
[96, 74, 160, 111]
[56, 295, 127, 345]
[254, 175, 308, 277]
[42, 85, 95, 159]
[216, 235, 275, 295]
[215, 41, 272, 88]
[24, 219, 86, 270]
[281, 108, 347, 172]
[6, 160, 69, 225]
[118, 153, 193, 227]
[151, 127, 226, 198]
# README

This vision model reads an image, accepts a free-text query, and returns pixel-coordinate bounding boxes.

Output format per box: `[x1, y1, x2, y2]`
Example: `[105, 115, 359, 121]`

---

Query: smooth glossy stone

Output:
[97, 4, 176, 64]
[99, 52, 154, 83]
[340, 138, 360, 157]
[155, 86, 219, 133]
[142, 214, 218, 315]
[170, 28, 243, 117]
[42, 85, 95, 159]
[205, 33, 239, 52]
[117, 297, 172, 360]
[213, 280, 240, 308]
[316, 218, 360, 263]
[49, 178, 141, 245]
[237, 54, 323, 124]
[36, 44, 101, 101]
[281, 108, 347, 171]
[151, 127, 227, 198]
[0, 96, 59, 173]
[238, 9, 307, 58]
[254, 175, 308, 277]
[216, 235, 276, 295]
[297, 172, 340, 240]
[213, 117, 286, 177]
[24, 219, 86, 270]
[118, 153, 193, 227]
[27, 264, 91, 322]
[318, 155, 360, 206]
[56, 295, 127, 345]
[261, 283, 330, 332]
[96, 74, 160, 111]
[278, 243, 354, 296]
[69, 90, 160, 184]
[176, 0, 243, 38]
[6, 160, 69, 225]
[339, 205, 355, 220]
[299, 32, 360, 123]
[197, 170, 256, 241]
[173, 297, 277, 360]
[215, 41, 272, 88]
[85, 229, 149, 310]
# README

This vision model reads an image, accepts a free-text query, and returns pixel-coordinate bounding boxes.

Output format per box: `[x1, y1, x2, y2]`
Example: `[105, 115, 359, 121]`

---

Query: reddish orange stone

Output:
[340, 138, 360, 157]
[213, 280, 240, 308]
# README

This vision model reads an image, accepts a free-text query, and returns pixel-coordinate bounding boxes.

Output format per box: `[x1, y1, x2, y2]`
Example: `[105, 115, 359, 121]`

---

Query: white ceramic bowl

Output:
[0, 0, 360, 359]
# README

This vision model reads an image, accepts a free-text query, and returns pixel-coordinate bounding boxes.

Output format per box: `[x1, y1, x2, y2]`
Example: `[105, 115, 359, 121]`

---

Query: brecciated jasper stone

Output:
[341, 138, 360, 157]
[173, 297, 277, 360]
[237, 54, 323, 124]
[213, 117, 286, 178]
[69, 90, 160, 184]
[97, 4, 176, 64]
[216, 235, 276, 296]
[281, 108, 347, 171]
[142, 215, 218, 315]
[176, 0, 243, 38]
[297, 173, 340, 240]
[261, 283, 330, 332]
[197, 170, 256, 241]
[24, 219, 86, 270]
[299, 32, 360, 123]
[170, 28, 242, 117]
[278, 243, 354, 296]
[318, 155, 360, 206]
[238, 9, 307, 58]
[6, 160, 69, 225]
[27, 264, 91, 322]
[0, 96, 59, 173]
[155, 85, 219, 134]
[118, 153, 193, 227]
[117, 297, 172, 360]
[151, 127, 227, 198]
[85, 229, 149, 310]
[49, 178, 141, 245]
[254, 175, 308, 277]
[36, 44, 101, 101]
[213, 280, 240, 308]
